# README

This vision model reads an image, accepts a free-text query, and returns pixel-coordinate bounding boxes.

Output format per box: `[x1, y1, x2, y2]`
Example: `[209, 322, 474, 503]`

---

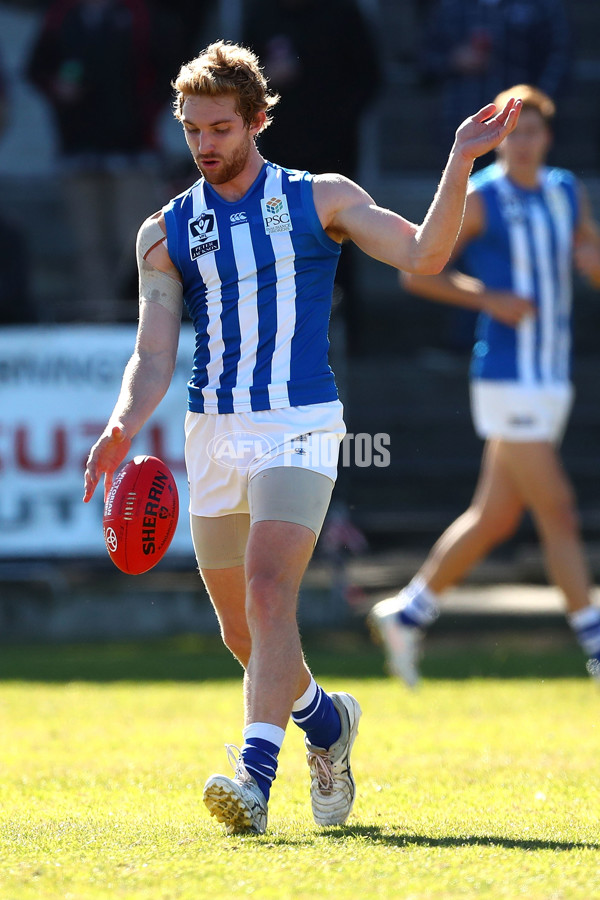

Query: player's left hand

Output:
[454, 98, 522, 162]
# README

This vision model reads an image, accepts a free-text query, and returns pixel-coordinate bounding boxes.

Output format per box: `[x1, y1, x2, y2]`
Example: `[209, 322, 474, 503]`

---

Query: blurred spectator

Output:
[419, 0, 572, 163]
[26, 0, 183, 320]
[0, 47, 35, 324]
[243, 0, 382, 357]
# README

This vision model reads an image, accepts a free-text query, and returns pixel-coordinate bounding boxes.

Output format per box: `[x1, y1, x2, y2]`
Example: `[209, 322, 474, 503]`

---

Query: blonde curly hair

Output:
[173, 40, 279, 132]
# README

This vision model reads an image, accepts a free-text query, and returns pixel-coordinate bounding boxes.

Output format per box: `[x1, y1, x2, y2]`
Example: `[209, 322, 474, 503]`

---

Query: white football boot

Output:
[367, 594, 423, 687]
[306, 691, 361, 826]
[203, 745, 268, 835]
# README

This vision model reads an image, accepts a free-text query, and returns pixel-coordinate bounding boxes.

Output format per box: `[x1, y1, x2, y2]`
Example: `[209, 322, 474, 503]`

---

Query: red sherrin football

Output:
[103, 455, 179, 574]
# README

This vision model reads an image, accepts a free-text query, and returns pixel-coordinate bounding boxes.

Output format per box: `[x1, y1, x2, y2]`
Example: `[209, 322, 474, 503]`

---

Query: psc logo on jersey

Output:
[188, 210, 220, 259]
[261, 195, 293, 235]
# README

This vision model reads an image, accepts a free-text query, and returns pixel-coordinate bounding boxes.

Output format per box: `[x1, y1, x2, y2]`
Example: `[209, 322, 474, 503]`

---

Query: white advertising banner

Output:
[0, 324, 196, 558]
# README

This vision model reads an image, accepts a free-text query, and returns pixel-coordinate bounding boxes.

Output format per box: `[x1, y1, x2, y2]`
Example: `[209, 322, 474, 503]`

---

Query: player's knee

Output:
[246, 572, 295, 630]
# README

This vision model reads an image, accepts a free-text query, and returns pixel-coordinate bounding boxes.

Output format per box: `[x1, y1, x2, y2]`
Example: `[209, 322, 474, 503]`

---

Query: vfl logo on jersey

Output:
[261, 195, 293, 235]
[188, 210, 220, 259]
[230, 211, 248, 226]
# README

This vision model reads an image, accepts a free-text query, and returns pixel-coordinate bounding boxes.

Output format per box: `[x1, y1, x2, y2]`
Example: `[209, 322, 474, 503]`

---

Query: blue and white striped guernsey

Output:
[462, 163, 579, 385]
[163, 162, 342, 414]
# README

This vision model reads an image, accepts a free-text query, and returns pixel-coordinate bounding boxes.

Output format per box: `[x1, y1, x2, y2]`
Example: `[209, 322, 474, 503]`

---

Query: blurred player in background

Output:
[83, 41, 520, 834]
[369, 85, 600, 687]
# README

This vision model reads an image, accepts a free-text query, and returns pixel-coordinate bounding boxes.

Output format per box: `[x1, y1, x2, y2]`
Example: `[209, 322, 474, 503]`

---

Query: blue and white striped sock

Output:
[398, 576, 440, 629]
[569, 605, 600, 660]
[291, 677, 341, 750]
[240, 722, 285, 802]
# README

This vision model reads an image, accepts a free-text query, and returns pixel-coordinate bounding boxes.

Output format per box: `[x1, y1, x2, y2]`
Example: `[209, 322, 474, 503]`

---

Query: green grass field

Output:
[1, 634, 599, 900]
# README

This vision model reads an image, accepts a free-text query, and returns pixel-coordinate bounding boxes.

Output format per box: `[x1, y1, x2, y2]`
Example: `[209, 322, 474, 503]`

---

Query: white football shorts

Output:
[470, 380, 574, 443]
[184, 399, 346, 517]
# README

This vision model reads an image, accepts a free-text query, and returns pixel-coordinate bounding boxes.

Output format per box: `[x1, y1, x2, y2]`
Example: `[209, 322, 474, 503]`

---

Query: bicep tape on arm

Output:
[136, 219, 184, 319]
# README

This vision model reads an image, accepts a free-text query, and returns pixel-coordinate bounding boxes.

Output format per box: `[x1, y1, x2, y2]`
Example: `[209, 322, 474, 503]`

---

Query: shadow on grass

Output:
[0, 632, 589, 682]
[318, 824, 600, 852]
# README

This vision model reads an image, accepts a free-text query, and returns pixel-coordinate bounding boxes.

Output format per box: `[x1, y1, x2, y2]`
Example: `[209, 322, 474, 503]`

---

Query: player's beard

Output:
[196, 136, 252, 184]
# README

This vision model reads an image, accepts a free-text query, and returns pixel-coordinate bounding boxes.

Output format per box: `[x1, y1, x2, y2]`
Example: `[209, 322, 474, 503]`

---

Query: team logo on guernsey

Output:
[498, 191, 526, 225]
[261, 195, 293, 235]
[188, 210, 220, 259]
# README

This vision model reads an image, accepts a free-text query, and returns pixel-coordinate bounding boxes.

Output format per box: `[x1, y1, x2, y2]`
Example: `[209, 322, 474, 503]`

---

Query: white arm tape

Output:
[136, 218, 184, 319]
